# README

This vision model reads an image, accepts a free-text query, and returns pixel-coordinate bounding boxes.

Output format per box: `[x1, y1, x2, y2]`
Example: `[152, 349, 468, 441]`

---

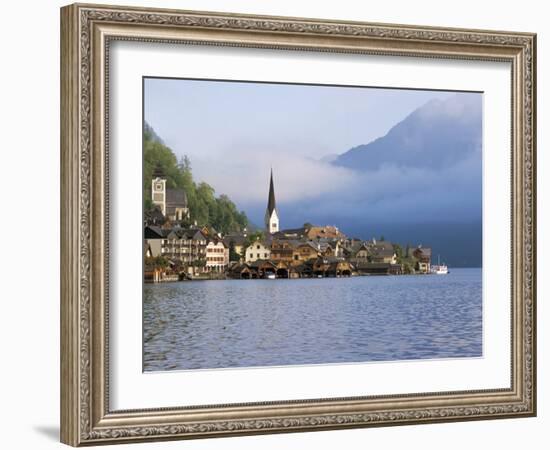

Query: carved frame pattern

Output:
[60, 3, 536, 446]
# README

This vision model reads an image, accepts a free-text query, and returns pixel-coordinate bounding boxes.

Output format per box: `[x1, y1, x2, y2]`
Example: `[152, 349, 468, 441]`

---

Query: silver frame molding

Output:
[60, 3, 536, 446]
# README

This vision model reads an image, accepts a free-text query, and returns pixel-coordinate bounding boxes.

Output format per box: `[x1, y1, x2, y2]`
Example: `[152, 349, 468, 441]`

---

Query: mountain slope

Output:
[334, 93, 482, 171]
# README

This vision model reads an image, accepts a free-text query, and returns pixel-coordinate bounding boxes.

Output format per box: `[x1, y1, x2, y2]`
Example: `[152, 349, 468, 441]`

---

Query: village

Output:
[144, 168, 433, 282]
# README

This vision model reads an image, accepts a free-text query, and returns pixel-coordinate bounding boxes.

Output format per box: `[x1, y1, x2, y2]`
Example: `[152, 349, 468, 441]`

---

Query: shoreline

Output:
[144, 267, 481, 284]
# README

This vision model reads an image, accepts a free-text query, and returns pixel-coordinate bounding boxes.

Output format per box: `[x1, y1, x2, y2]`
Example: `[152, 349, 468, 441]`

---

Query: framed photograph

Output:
[60, 3, 536, 446]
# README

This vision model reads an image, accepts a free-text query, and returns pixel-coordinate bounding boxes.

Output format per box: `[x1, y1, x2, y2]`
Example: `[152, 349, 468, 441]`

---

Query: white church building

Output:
[151, 164, 189, 222]
[264, 169, 280, 234]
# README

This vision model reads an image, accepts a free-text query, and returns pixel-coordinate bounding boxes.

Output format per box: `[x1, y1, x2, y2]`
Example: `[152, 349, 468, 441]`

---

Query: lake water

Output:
[143, 268, 482, 371]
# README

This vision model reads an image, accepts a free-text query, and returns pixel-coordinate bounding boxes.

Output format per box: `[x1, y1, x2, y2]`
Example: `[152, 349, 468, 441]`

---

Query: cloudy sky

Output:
[144, 78, 455, 204]
[144, 78, 482, 266]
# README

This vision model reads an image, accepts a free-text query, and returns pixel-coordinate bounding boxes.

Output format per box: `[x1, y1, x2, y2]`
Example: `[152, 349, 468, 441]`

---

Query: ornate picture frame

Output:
[60, 3, 536, 446]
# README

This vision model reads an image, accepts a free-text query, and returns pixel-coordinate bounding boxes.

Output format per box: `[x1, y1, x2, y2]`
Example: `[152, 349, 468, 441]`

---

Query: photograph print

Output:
[143, 77, 483, 372]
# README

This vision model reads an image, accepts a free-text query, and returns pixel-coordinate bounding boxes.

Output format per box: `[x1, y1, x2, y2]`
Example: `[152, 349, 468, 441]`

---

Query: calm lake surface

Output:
[143, 268, 482, 371]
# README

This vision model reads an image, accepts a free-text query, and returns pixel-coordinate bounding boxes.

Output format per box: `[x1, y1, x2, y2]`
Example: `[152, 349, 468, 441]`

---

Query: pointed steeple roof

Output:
[152, 162, 165, 178]
[267, 168, 276, 216]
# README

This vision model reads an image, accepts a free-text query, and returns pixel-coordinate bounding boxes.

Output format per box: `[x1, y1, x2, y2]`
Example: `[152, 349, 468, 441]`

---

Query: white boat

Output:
[431, 265, 449, 274]
[266, 273, 276, 280]
[431, 255, 449, 274]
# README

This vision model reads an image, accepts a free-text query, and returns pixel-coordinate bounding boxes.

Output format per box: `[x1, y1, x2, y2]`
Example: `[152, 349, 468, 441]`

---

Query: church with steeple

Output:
[264, 169, 280, 234]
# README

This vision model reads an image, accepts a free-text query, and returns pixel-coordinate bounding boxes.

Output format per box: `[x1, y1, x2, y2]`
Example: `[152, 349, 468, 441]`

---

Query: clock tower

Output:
[151, 163, 166, 215]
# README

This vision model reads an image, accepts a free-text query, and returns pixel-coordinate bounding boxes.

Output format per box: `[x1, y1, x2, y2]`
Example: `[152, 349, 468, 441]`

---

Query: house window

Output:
[294, 255, 299, 260]
[264, 253, 268, 258]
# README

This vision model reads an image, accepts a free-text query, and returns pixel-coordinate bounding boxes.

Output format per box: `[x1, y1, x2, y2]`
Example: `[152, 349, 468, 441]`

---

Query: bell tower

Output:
[264, 169, 279, 234]
[151, 163, 166, 215]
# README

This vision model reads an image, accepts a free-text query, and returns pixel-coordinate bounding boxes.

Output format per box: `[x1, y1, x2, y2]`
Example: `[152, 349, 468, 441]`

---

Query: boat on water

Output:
[431, 264, 449, 275]
[431, 255, 449, 274]
[266, 273, 276, 280]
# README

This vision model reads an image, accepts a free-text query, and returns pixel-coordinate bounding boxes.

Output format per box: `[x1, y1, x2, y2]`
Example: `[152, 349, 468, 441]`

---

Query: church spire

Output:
[267, 168, 276, 217]
[265, 168, 279, 234]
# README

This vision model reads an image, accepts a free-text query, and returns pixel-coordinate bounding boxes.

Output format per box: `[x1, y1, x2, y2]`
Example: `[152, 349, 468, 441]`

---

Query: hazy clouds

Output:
[145, 78, 481, 232]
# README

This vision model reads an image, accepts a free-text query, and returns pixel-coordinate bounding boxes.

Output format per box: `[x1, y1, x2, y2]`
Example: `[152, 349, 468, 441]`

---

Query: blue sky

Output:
[145, 78, 454, 160]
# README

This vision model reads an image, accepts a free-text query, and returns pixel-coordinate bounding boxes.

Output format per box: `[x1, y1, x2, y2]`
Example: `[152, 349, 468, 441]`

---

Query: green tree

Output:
[145, 256, 169, 268]
[402, 261, 415, 274]
[143, 123, 248, 232]
[393, 243, 403, 262]
[192, 258, 207, 268]
[228, 240, 241, 262]
[144, 197, 154, 211]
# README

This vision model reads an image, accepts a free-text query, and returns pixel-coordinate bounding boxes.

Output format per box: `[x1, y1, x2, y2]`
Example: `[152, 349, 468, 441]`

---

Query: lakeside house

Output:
[367, 240, 398, 264]
[144, 169, 433, 282]
[145, 225, 208, 276]
[407, 246, 432, 274]
[270, 239, 296, 263]
[292, 242, 320, 265]
[206, 239, 229, 272]
[245, 240, 271, 263]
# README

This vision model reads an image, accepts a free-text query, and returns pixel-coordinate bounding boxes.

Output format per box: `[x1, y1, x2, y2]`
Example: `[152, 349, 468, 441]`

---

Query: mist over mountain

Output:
[144, 121, 165, 145]
[334, 93, 482, 172]
[265, 93, 483, 267]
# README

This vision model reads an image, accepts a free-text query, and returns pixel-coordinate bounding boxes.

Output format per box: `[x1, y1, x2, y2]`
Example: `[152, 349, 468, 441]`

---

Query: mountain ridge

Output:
[333, 93, 482, 172]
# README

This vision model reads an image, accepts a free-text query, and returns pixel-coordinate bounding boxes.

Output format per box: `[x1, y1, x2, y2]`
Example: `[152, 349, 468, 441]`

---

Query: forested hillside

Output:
[143, 122, 248, 234]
